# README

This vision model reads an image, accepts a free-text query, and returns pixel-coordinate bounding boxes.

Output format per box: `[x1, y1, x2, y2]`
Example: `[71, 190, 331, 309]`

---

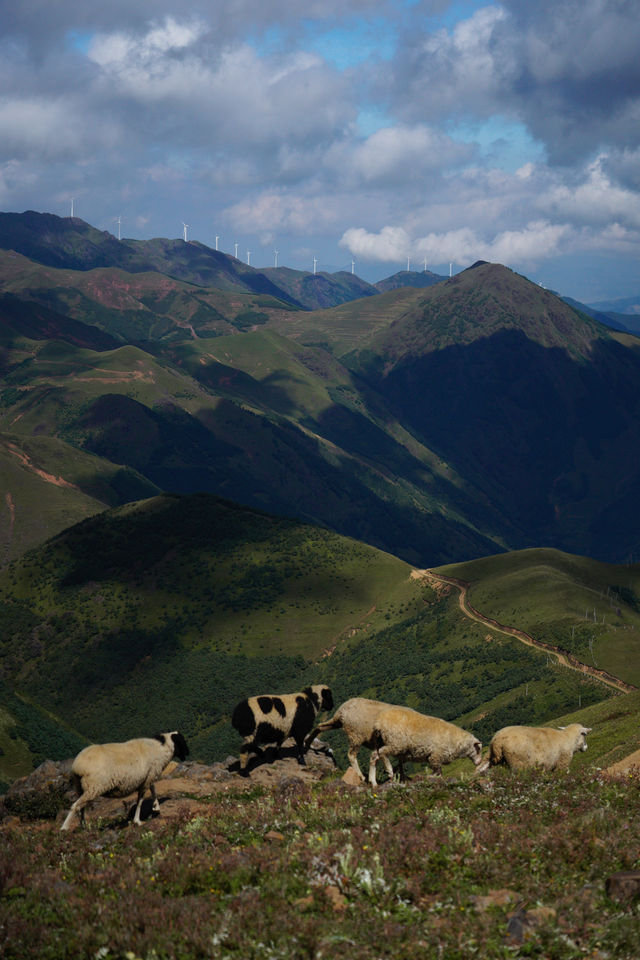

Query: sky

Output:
[1, 0, 639, 302]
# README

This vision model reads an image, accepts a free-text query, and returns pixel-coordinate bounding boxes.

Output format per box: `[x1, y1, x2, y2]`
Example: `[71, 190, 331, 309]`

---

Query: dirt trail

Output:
[413, 569, 635, 695]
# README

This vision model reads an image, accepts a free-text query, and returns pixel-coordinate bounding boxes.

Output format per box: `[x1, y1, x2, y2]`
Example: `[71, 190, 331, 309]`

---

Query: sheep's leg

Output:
[150, 783, 160, 813]
[132, 786, 147, 825]
[376, 746, 397, 783]
[347, 746, 366, 782]
[61, 790, 93, 831]
[293, 733, 307, 765]
[368, 750, 379, 787]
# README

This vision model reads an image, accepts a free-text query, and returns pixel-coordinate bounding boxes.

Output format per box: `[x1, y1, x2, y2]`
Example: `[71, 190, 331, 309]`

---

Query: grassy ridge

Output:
[438, 548, 640, 686]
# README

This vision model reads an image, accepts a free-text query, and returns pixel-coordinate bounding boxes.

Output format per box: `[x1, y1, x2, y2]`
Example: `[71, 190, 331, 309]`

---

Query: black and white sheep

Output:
[368, 706, 482, 786]
[306, 696, 405, 782]
[231, 684, 333, 774]
[477, 723, 592, 773]
[61, 731, 189, 830]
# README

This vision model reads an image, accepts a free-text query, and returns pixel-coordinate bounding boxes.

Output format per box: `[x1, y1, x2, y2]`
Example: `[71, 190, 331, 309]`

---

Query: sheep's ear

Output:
[153, 733, 166, 745]
[474, 741, 482, 754]
[172, 732, 189, 760]
[583, 727, 592, 734]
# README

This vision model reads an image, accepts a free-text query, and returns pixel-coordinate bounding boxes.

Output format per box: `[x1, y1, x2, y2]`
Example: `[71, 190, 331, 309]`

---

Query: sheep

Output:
[477, 723, 592, 773]
[60, 731, 189, 830]
[231, 684, 333, 774]
[305, 697, 406, 782]
[368, 706, 482, 786]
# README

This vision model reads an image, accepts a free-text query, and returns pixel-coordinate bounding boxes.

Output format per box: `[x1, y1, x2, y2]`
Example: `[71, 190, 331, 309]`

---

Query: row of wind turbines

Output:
[69, 199, 452, 278]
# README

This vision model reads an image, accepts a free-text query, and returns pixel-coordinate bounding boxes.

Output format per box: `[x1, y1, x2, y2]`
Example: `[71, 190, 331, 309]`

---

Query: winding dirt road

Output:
[413, 568, 635, 695]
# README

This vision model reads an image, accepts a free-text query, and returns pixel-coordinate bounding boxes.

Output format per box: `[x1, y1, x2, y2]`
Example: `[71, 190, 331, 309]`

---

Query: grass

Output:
[2, 770, 640, 958]
[438, 548, 640, 687]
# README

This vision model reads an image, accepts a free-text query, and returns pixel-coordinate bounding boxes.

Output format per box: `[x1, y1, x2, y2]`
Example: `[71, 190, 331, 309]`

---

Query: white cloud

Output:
[538, 157, 640, 230]
[342, 220, 572, 269]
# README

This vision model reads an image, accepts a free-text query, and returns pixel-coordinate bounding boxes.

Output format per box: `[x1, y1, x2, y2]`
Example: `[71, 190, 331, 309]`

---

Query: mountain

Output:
[374, 268, 447, 293]
[590, 294, 640, 315]
[561, 295, 639, 334]
[0, 316, 499, 565]
[0, 211, 302, 306]
[346, 262, 640, 562]
[261, 266, 378, 309]
[4, 210, 640, 566]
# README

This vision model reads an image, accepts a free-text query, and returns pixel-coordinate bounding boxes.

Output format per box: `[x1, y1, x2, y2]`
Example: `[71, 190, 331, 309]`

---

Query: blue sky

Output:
[1, 0, 639, 301]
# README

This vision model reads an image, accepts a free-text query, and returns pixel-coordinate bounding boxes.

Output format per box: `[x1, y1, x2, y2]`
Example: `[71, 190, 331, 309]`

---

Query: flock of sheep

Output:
[60, 684, 591, 830]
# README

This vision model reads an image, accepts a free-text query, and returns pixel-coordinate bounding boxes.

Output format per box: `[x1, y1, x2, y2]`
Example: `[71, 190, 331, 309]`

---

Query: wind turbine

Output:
[183, 223, 189, 242]
[449, 262, 453, 277]
[313, 256, 318, 275]
[70, 197, 75, 219]
[423, 257, 428, 272]
[115, 215, 122, 241]
[407, 256, 411, 272]
[274, 249, 279, 268]
[247, 250, 251, 266]
[234, 241, 239, 259]
[351, 259, 355, 275]
[215, 235, 219, 251]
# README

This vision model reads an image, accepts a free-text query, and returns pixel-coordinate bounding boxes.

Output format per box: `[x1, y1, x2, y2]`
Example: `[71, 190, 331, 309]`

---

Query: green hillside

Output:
[0, 322, 501, 565]
[1, 498, 630, 782]
[438, 548, 640, 687]
[0, 249, 299, 343]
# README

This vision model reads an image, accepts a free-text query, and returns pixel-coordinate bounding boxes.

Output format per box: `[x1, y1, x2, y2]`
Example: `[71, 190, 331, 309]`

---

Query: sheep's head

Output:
[306, 685, 334, 712]
[154, 731, 190, 761]
[469, 737, 483, 766]
[559, 724, 592, 753]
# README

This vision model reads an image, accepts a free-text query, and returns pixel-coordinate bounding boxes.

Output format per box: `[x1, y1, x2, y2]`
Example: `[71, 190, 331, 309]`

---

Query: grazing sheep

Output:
[232, 684, 333, 774]
[61, 731, 189, 830]
[368, 706, 482, 786]
[306, 697, 405, 782]
[478, 723, 592, 773]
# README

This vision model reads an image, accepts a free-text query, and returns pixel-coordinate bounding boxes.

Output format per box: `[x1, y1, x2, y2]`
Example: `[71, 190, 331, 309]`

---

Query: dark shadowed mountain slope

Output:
[0, 211, 301, 305]
[347, 262, 640, 562]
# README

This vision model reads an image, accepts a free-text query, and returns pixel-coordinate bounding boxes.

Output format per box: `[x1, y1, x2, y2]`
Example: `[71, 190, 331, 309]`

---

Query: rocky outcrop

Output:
[0, 739, 337, 826]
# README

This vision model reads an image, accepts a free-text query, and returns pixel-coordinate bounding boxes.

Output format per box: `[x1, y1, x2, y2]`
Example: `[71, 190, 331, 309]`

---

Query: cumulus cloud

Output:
[0, 1, 639, 296]
[341, 220, 571, 268]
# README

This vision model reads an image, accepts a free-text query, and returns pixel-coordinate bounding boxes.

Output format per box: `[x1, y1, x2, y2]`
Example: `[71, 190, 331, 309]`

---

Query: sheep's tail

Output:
[315, 714, 343, 733]
[304, 714, 342, 750]
[488, 739, 503, 766]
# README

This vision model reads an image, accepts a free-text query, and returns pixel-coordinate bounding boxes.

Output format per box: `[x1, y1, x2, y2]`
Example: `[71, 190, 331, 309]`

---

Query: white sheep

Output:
[477, 723, 592, 773]
[368, 706, 482, 786]
[231, 684, 333, 774]
[60, 731, 189, 830]
[306, 697, 406, 782]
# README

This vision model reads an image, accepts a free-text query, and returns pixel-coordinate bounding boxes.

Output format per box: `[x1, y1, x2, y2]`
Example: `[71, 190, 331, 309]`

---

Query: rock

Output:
[470, 888, 520, 910]
[505, 903, 556, 945]
[324, 885, 348, 911]
[264, 830, 285, 843]
[606, 871, 640, 901]
[341, 767, 364, 787]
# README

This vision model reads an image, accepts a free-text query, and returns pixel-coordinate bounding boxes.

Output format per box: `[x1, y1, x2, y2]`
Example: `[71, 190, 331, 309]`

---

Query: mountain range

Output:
[2, 211, 640, 568]
[2, 209, 640, 779]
